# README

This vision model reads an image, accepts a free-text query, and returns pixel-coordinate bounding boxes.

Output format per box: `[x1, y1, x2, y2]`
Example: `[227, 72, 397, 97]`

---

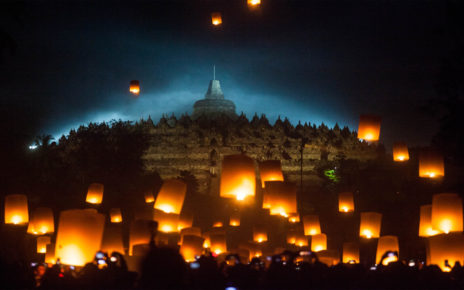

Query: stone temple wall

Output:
[142, 113, 378, 195]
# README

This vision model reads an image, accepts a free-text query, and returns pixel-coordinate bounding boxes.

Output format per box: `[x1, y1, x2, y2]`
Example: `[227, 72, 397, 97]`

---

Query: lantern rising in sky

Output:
[303, 215, 321, 236]
[144, 191, 155, 203]
[247, 0, 261, 8]
[428, 233, 464, 272]
[86, 183, 104, 204]
[27, 207, 54, 235]
[311, 233, 327, 252]
[154, 209, 179, 233]
[431, 193, 463, 234]
[359, 212, 382, 239]
[229, 211, 240, 227]
[253, 226, 268, 243]
[110, 208, 122, 223]
[220, 154, 256, 202]
[376, 236, 399, 265]
[357, 114, 381, 142]
[266, 181, 297, 218]
[419, 150, 445, 178]
[259, 160, 284, 188]
[129, 80, 140, 96]
[4, 194, 29, 225]
[342, 242, 360, 264]
[154, 179, 187, 214]
[392, 142, 409, 162]
[338, 192, 354, 213]
[209, 233, 227, 255]
[288, 213, 300, 223]
[180, 227, 202, 245]
[211, 12, 222, 26]
[180, 235, 204, 262]
[37, 236, 51, 254]
[419, 204, 440, 237]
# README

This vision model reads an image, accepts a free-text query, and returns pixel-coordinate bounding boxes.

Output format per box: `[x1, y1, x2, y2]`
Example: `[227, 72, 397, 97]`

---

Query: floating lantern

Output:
[154, 209, 179, 233]
[129, 80, 140, 95]
[129, 220, 157, 256]
[27, 207, 54, 234]
[211, 12, 222, 26]
[266, 181, 297, 218]
[342, 242, 360, 263]
[213, 220, 223, 228]
[393, 142, 409, 162]
[110, 208, 122, 223]
[209, 233, 227, 255]
[287, 229, 298, 245]
[376, 236, 399, 265]
[45, 244, 56, 264]
[431, 193, 463, 234]
[311, 233, 327, 252]
[4, 194, 29, 225]
[247, 0, 261, 8]
[144, 191, 155, 203]
[303, 215, 321, 236]
[428, 233, 464, 271]
[180, 227, 202, 245]
[37, 236, 51, 254]
[288, 213, 300, 223]
[259, 160, 284, 188]
[86, 183, 104, 204]
[220, 154, 256, 202]
[101, 225, 124, 254]
[229, 211, 240, 226]
[359, 212, 382, 239]
[253, 226, 268, 243]
[55, 209, 105, 266]
[419, 150, 444, 178]
[294, 233, 309, 247]
[318, 250, 340, 266]
[338, 192, 354, 213]
[262, 188, 271, 209]
[178, 211, 193, 231]
[357, 114, 381, 141]
[180, 235, 204, 262]
[154, 179, 187, 214]
[239, 242, 262, 260]
[419, 205, 440, 237]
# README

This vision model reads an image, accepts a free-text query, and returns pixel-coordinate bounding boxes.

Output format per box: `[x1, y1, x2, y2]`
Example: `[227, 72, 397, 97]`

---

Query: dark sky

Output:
[0, 0, 454, 148]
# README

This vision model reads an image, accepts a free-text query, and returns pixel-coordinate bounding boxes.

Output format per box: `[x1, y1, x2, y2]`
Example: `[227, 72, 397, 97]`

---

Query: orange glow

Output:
[419, 150, 444, 178]
[101, 225, 124, 254]
[247, 0, 261, 7]
[357, 115, 381, 141]
[376, 236, 399, 264]
[180, 227, 202, 245]
[229, 211, 240, 227]
[129, 220, 156, 256]
[110, 208, 122, 223]
[432, 193, 463, 234]
[213, 221, 223, 228]
[288, 213, 300, 223]
[144, 192, 155, 203]
[129, 80, 140, 95]
[37, 236, 51, 254]
[294, 233, 308, 247]
[259, 160, 284, 188]
[178, 211, 194, 231]
[303, 215, 321, 236]
[4, 194, 29, 225]
[154, 179, 187, 215]
[359, 212, 382, 239]
[45, 243, 56, 264]
[266, 181, 297, 218]
[211, 12, 222, 26]
[220, 154, 256, 202]
[180, 235, 204, 262]
[27, 207, 54, 235]
[419, 205, 440, 237]
[55, 209, 105, 266]
[342, 242, 359, 263]
[393, 142, 409, 162]
[311, 234, 327, 252]
[86, 183, 104, 204]
[154, 209, 179, 233]
[428, 233, 464, 271]
[338, 192, 354, 213]
[253, 226, 268, 243]
[209, 233, 227, 255]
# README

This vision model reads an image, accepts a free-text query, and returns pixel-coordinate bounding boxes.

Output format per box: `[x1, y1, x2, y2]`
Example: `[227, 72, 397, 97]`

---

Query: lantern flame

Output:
[363, 230, 372, 239]
[11, 215, 23, 225]
[248, 0, 261, 6]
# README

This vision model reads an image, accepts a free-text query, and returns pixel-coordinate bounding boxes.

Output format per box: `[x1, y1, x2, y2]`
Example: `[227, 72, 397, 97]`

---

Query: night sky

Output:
[0, 1, 453, 148]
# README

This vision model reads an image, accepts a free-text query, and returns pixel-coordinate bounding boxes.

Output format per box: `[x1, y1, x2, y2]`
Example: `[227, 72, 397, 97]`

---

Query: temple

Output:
[192, 79, 237, 119]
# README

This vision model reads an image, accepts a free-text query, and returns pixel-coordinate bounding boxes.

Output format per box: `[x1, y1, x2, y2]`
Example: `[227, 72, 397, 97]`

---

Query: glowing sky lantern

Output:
[211, 12, 222, 26]
[180, 235, 204, 262]
[311, 233, 327, 252]
[287, 229, 298, 245]
[338, 192, 354, 213]
[45, 244, 56, 264]
[154, 179, 187, 214]
[178, 211, 194, 231]
[110, 208, 122, 223]
[154, 209, 179, 233]
[144, 191, 155, 203]
[27, 207, 54, 235]
[266, 181, 297, 218]
[101, 224, 124, 254]
[376, 236, 399, 265]
[55, 209, 105, 266]
[259, 160, 284, 188]
[4, 194, 29, 225]
[318, 250, 340, 266]
[359, 212, 382, 239]
[392, 142, 409, 162]
[303, 215, 321, 236]
[229, 211, 240, 227]
[419, 205, 440, 237]
[239, 242, 262, 260]
[209, 233, 227, 255]
[419, 150, 444, 178]
[129, 80, 140, 96]
[86, 183, 104, 204]
[342, 242, 360, 264]
[37, 236, 51, 254]
[180, 227, 202, 245]
[294, 232, 309, 247]
[220, 154, 256, 202]
[129, 220, 157, 256]
[357, 114, 381, 142]
[431, 193, 463, 234]
[253, 226, 268, 243]
[428, 233, 464, 272]
[247, 0, 261, 8]
[213, 220, 223, 228]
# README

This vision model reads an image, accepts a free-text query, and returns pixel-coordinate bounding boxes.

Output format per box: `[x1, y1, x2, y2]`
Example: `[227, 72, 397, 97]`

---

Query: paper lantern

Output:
[342, 242, 359, 263]
[129, 220, 156, 256]
[129, 80, 140, 95]
[86, 183, 104, 204]
[262, 188, 271, 209]
[37, 236, 51, 254]
[287, 229, 297, 245]
[154, 179, 187, 214]
[211, 12, 222, 26]
[376, 236, 399, 265]
[288, 213, 300, 223]
[239, 242, 262, 260]
[229, 211, 240, 226]
[419, 205, 440, 237]
[311, 234, 327, 252]
[45, 243, 56, 264]
[419, 150, 444, 178]
[266, 181, 297, 218]
[110, 208, 122, 223]
[393, 142, 409, 162]
[428, 233, 464, 271]
[338, 192, 354, 213]
[357, 115, 381, 141]
[209, 233, 227, 255]
[247, 0, 261, 8]
[178, 211, 194, 231]
[318, 250, 340, 266]
[303, 215, 321, 236]
[180, 235, 204, 262]
[55, 209, 105, 266]
[101, 225, 124, 254]
[220, 154, 256, 202]
[144, 191, 155, 203]
[4, 194, 29, 225]
[180, 227, 202, 245]
[154, 209, 179, 233]
[213, 220, 223, 228]
[294, 233, 309, 247]
[27, 207, 54, 234]
[253, 226, 268, 243]
[359, 212, 382, 239]
[259, 160, 284, 188]
[432, 193, 463, 234]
